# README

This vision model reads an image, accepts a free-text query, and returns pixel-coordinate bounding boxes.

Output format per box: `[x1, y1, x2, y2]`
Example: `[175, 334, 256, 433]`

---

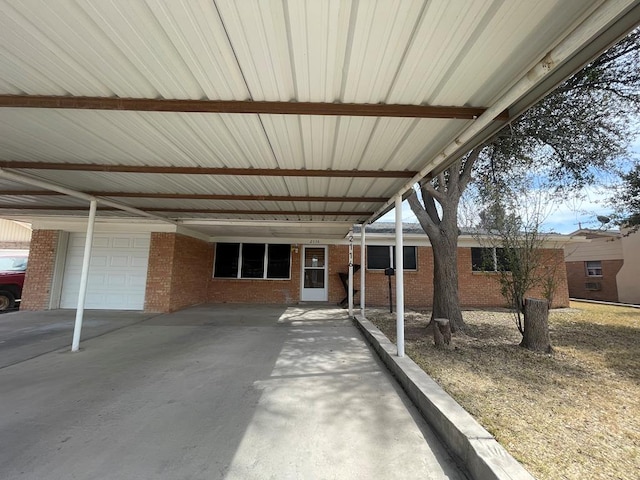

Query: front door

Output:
[301, 246, 328, 301]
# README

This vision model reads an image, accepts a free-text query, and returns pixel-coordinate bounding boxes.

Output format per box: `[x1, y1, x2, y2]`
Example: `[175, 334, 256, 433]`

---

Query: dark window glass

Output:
[392, 246, 417, 270]
[496, 248, 512, 272]
[241, 243, 265, 278]
[214, 243, 240, 278]
[471, 247, 495, 271]
[267, 244, 291, 279]
[368, 246, 417, 270]
[367, 246, 390, 269]
[402, 246, 417, 270]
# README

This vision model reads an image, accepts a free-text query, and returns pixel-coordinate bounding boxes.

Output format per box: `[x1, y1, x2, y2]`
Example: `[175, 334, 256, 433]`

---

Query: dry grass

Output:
[367, 302, 640, 480]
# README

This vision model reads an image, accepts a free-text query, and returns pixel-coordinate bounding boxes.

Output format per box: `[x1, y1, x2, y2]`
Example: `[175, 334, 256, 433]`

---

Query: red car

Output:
[0, 255, 28, 312]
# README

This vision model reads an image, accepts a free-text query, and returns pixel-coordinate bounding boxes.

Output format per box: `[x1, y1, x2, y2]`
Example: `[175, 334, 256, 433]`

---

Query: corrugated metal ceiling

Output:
[0, 0, 637, 239]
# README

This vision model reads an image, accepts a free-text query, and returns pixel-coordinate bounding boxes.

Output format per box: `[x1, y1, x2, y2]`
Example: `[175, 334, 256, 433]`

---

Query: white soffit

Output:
[0, 0, 638, 238]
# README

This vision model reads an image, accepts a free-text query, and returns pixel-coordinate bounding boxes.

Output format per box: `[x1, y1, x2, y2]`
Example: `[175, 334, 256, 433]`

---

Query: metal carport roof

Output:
[0, 0, 639, 239]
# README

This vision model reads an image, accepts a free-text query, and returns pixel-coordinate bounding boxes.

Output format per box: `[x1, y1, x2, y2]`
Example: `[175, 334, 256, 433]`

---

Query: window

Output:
[214, 243, 291, 279]
[585, 261, 602, 277]
[471, 247, 511, 272]
[366, 246, 417, 270]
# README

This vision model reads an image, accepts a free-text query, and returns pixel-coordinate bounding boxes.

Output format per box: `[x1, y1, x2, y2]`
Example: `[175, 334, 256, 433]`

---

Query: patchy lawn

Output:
[367, 302, 640, 480]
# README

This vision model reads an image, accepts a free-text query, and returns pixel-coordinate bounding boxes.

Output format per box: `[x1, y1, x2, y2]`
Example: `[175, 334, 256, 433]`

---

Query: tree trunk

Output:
[520, 298, 552, 353]
[433, 318, 452, 348]
[431, 235, 466, 332]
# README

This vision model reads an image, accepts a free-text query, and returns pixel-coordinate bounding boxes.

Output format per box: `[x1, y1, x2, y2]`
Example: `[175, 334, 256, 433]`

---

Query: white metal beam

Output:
[71, 200, 97, 352]
[360, 224, 366, 318]
[348, 228, 354, 318]
[395, 196, 405, 357]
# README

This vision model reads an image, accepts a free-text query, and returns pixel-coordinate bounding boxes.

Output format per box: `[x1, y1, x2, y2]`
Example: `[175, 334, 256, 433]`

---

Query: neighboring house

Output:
[19, 221, 571, 313]
[0, 219, 31, 251]
[564, 229, 640, 304]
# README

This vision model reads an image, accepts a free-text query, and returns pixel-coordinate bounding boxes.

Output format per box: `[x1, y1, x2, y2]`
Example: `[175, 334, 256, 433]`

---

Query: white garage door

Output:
[60, 233, 150, 310]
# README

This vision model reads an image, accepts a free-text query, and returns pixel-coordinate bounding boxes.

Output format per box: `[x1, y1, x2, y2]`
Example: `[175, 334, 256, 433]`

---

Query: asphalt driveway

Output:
[0, 305, 465, 479]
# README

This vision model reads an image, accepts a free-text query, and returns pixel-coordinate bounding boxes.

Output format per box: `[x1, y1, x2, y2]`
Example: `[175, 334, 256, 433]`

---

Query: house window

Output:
[214, 243, 291, 279]
[366, 246, 417, 270]
[471, 247, 511, 272]
[585, 261, 602, 277]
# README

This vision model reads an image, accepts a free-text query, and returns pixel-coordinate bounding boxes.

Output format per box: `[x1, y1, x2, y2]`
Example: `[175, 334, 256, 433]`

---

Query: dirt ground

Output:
[367, 301, 640, 480]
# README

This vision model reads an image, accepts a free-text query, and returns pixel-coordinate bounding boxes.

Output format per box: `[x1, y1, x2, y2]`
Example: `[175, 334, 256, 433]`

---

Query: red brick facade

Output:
[20, 232, 570, 312]
[145, 233, 213, 312]
[565, 259, 623, 302]
[21, 230, 60, 310]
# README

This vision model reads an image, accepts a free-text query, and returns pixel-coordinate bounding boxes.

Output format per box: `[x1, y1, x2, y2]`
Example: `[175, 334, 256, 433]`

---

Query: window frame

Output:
[213, 243, 292, 280]
[366, 245, 417, 271]
[585, 260, 603, 277]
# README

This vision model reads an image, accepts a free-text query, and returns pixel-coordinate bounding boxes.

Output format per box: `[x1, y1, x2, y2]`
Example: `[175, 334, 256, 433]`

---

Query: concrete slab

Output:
[0, 309, 158, 368]
[0, 305, 466, 480]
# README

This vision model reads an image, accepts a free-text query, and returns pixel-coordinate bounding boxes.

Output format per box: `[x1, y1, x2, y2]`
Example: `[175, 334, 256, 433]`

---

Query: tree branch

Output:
[407, 189, 439, 237]
[420, 183, 442, 225]
[422, 177, 447, 204]
[460, 145, 485, 190]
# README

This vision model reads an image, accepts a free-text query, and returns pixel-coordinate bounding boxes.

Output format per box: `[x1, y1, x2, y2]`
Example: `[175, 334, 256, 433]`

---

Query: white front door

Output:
[301, 246, 328, 301]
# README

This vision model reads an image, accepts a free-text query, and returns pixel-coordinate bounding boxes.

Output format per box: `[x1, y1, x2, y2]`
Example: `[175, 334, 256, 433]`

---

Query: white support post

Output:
[71, 200, 97, 352]
[348, 228, 354, 318]
[395, 196, 405, 357]
[360, 223, 366, 318]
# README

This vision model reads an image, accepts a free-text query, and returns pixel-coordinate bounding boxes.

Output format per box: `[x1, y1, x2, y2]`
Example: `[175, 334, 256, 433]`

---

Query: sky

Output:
[376, 133, 640, 234]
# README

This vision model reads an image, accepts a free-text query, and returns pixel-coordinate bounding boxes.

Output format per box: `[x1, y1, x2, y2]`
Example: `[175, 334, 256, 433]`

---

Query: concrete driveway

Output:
[0, 305, 465, 479]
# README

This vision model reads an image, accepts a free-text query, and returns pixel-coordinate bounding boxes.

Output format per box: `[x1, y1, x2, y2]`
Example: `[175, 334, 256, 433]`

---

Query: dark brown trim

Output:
[0, 95, 509, 121]
[0, 161, 415, 178]
[0, 205, 372, 216]
[0, 190, 385, 202]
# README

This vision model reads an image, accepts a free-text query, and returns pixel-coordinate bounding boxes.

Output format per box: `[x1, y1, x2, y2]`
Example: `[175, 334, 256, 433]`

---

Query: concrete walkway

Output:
[0, 305, 465, 479]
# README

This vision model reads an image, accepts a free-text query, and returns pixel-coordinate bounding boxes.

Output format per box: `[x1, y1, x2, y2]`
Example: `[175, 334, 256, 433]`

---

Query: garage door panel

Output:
[109, 255, 129, 267]
[93, 237, 110, 248]
[60, 233, 150, 310]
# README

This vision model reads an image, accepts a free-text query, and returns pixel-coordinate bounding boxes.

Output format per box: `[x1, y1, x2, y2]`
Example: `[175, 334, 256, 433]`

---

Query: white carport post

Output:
[360, 223, 366, 318]
[71, 199, 97, 352]
[348, 228, 354, 318]
[395, 195, 405, 357]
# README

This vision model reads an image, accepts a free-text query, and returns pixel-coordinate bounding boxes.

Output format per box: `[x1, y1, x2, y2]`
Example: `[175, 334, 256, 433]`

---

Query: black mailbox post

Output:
[384, 267, 395, 313]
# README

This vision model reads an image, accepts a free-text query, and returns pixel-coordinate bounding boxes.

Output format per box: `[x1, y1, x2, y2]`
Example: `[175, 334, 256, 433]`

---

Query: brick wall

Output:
[21, 230, 59, 310]
[145, 233, 213, 312]
[169, 234, 213, 310]
[566, 259, 623, 302]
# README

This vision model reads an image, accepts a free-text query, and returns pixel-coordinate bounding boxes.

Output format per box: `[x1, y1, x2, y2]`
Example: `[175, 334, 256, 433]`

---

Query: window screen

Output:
[367, 246, 391, 269]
